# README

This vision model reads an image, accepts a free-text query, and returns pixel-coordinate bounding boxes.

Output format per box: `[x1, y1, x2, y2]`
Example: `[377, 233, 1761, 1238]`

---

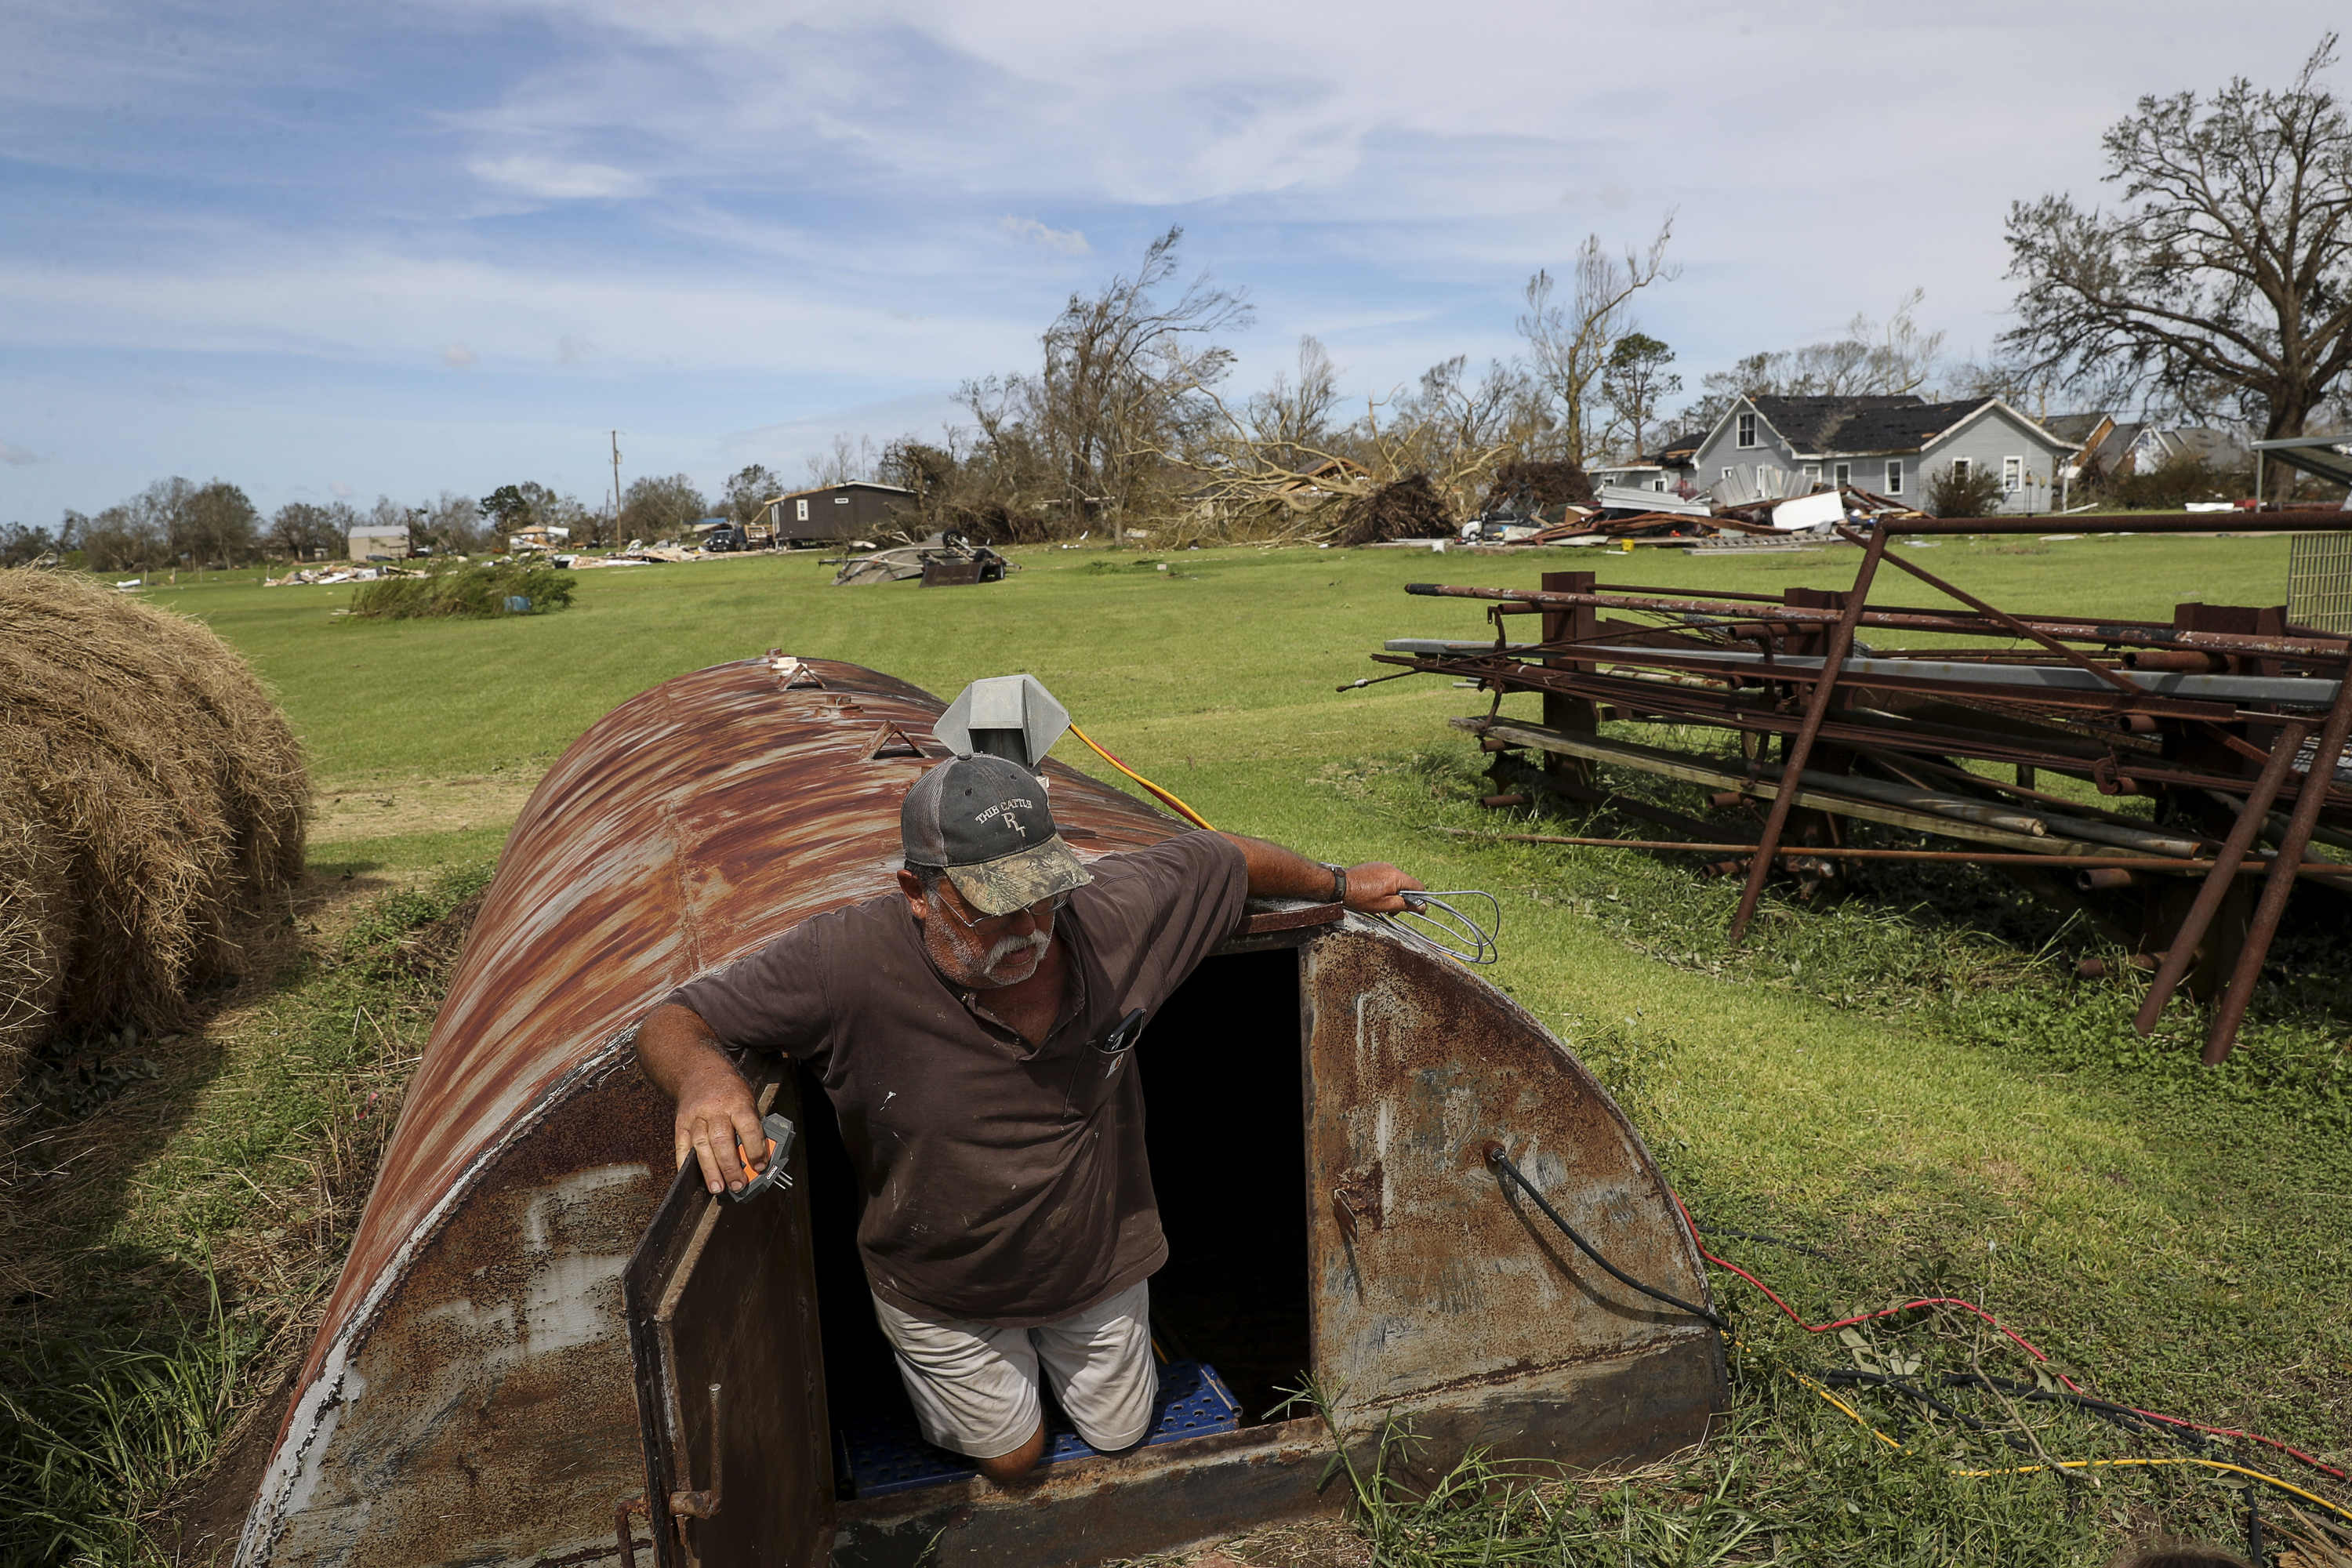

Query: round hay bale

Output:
[0, 572, 308, 1045]
[0, 776, 67, 1103]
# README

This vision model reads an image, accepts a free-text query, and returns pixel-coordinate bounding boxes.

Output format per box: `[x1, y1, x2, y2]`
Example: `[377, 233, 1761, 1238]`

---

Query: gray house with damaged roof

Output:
[1682, 394, 2076, 512]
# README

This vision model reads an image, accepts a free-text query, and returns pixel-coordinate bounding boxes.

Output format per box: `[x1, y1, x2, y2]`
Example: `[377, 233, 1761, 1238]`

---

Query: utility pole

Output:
[610, 430, 623, 535]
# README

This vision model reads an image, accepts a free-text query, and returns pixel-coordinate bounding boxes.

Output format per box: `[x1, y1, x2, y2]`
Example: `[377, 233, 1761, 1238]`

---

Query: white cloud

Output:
[999, 216, 1088, 255]
[0, 438, 40, 465]
[7, 0, 2350, 520]
[0, 246, 1034, 379]
[466, 153, 651, 200]
[408, 1, 2343, 351]
[720, 390, 969, 469]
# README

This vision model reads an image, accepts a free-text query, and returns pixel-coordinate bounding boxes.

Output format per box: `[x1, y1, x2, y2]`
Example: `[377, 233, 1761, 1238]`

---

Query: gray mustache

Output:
[982, 928, 1051, 970]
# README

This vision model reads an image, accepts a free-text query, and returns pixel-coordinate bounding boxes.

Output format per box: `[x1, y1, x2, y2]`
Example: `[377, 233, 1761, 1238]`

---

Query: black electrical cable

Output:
[1939, 1372, 2209, 1451]
[1817, 1368, 2035, 1454]
[1817, 1365, 2269, 1472]
[1484, 1145, 1730, 1331]
[1479, 1152, 2352, 1534]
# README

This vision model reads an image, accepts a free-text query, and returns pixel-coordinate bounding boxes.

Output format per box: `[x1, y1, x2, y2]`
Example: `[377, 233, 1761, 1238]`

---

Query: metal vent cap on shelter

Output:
[934, 675, 1069, 772]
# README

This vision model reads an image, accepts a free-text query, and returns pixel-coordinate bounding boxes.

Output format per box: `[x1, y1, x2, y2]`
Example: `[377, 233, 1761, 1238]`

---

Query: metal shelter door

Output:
[624, 1074, 833, 1568]
[1301, 927, 1715, 1424]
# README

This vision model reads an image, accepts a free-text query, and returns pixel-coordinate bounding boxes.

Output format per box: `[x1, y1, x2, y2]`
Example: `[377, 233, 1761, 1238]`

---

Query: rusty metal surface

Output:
[242, 658, 1184, 1566]
[833, 1417, 1338, 1568]
[249, 1065, 672, 1566]
[626, 1073, 832, 1568]
[831, 1340, 1719, 1568]
[1301, 926, 1719, 1421]
[244, 652, 1725, 1567]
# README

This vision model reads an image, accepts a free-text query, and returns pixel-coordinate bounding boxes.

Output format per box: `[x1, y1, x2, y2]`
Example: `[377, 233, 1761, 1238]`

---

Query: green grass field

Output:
[9, 533, 2350, 1566]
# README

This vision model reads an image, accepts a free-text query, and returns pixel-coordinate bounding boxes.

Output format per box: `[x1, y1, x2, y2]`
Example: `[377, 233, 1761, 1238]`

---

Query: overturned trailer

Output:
[235, 656, 1724, 1568]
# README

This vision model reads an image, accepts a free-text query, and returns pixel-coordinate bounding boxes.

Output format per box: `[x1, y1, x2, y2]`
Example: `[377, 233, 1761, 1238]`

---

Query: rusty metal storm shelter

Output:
[234, 656, 1722, 1568]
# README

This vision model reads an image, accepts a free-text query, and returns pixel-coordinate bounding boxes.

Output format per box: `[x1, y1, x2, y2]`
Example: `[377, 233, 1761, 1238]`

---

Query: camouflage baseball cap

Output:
[901, 753, 1093, 916]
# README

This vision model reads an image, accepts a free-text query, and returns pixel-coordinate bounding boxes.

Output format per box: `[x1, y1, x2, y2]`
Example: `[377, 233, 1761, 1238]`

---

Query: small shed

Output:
[347, 525, 411, 563]
[764, 481, 916, 543]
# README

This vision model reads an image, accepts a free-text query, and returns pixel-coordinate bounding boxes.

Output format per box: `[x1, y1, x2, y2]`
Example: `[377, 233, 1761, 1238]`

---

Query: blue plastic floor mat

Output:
[838, 1359, 1241, 1499]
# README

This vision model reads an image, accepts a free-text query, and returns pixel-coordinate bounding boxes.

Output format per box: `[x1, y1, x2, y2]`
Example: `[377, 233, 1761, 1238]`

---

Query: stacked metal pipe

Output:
[1370, 512, 2352, 1064]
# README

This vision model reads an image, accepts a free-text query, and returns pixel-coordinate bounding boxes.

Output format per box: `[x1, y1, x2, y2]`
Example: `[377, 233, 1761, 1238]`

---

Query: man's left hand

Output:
[1341, 862, 1422, 914]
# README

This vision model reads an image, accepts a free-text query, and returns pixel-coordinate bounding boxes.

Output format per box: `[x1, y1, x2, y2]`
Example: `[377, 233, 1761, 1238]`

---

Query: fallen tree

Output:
[1332, 474, 1454, 546]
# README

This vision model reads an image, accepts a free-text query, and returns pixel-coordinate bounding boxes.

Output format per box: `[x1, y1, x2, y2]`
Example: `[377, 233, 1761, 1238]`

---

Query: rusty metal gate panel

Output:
[1301, 926, 1718, 1430]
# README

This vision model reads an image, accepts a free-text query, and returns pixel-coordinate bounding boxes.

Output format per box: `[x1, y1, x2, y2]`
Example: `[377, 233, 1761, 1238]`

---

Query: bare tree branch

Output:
[1515, 214, 1679, 468]
[2001, 33, 2352, 480]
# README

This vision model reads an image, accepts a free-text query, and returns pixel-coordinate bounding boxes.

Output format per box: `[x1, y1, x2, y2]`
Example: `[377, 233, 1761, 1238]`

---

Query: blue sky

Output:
[1, 1, 2340, 525]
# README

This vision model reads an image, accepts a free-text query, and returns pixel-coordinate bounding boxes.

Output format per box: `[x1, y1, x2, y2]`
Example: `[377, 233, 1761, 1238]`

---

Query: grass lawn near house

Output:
[9, 532, 2348, 1566]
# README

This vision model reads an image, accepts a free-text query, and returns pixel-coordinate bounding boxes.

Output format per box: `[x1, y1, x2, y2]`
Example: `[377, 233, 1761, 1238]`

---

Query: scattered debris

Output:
[1332, 474, 1453, 546]
[265, 564, 425, 586]
[1479, 459, 1597, 516]
[833, 532, 1013, 586]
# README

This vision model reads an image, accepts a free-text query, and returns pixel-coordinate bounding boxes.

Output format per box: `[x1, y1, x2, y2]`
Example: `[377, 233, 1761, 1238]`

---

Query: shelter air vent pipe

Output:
[935, 674, 1071, 774]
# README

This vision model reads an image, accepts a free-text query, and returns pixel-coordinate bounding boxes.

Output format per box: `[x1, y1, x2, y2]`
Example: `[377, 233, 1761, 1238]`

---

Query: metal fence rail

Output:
[1374, 516, 2352, 1066]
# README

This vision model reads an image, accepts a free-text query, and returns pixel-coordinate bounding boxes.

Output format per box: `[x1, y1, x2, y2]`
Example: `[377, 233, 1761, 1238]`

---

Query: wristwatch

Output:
[1319, 862, 1348, 906]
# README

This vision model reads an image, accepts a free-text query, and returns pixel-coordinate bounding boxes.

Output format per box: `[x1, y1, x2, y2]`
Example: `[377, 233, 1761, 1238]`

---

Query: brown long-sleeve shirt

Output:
[663, 832, 1248, 1327]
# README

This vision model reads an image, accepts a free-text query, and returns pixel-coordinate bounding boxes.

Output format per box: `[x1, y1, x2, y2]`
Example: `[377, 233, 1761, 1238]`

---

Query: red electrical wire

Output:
[1671, 1193, 2349, 1483]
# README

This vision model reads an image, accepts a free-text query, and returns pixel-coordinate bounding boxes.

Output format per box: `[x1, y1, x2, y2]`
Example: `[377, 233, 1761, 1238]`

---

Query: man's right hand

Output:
[638, 1002, 771, 1195]
[675, 1063, 770, 1195]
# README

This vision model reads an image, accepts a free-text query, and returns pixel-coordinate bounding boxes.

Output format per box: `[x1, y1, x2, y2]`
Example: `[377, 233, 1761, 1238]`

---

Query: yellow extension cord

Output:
[1784, 1359, 2352, 1527]
[1066, 722, 1214, 831]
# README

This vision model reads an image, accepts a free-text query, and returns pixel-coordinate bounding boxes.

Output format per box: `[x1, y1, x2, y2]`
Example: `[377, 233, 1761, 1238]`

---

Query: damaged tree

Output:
[2002, 34, 2352, 492]
[1516, 216, 1679, 469]
[1480, 459, 1597, 519]
[1171, 346, 1535, 541]
[956, 227, 1252, 535]
[1332, 474, 1452, 546]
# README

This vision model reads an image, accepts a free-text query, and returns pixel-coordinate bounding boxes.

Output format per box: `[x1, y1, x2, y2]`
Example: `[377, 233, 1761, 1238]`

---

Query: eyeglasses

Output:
[935, 887, 1070, 927]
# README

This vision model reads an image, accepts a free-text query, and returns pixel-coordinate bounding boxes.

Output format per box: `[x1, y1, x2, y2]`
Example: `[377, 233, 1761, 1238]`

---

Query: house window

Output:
[1951, 458, 1972, 481]
[2002, 456, 2023, 493]
[1885, 460, 1904, 495]
[1834, 462, 1851, 488]
[796, 499, 810, 521]
[1737, 412, 1759, 448]
[1721, 467, 1735, 485]
[1652, 478, 1667, 492]
[1803, 463, 1821, 488]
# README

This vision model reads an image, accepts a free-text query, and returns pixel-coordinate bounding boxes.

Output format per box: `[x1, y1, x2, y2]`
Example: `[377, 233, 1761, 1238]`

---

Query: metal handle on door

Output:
[668, 1381, 724, 1520]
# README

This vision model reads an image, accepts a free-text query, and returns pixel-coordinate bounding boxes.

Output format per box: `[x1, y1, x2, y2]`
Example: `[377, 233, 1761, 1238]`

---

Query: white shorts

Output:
[870, 1280, 1157, 1460]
